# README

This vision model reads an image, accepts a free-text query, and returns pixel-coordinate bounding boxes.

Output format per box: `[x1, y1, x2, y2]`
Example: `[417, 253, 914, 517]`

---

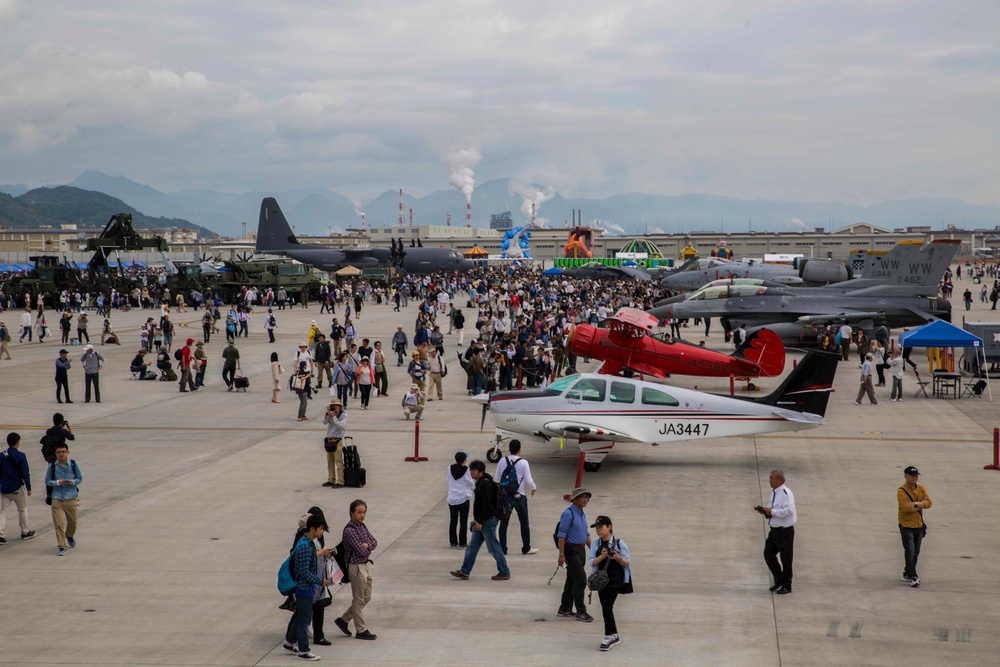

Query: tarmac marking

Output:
[0, 424, 990, 444]
[826, 621, 839, 638]
[848, 622, 863, 639]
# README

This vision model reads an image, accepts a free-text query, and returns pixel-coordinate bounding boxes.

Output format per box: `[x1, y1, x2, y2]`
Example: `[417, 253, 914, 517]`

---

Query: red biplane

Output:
[569, 307, 785, 380]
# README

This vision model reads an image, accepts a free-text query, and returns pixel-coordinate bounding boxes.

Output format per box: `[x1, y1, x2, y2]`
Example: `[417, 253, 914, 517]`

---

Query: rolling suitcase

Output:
[234, 372, 249, 391]
[342, 441, 366, 488]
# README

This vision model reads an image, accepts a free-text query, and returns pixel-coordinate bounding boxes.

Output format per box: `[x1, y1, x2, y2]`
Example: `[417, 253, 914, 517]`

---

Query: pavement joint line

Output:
[754, 437, 784, 666]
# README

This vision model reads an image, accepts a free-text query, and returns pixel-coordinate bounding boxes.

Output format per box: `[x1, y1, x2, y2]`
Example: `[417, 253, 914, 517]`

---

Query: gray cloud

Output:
[0, 0, 997, 206]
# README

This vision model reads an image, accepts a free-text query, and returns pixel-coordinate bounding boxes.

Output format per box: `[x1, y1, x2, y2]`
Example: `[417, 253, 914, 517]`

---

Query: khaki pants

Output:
[0, 486, 29, 537]
[403, 404, 424, 420]
[428, 372, 443, 399]
[341, 562, 373, 633]
[326, 447, 344, 485]
[51, 497, 78, 549]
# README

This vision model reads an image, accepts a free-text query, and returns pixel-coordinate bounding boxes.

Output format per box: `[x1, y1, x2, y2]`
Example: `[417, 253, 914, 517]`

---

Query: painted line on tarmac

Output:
[0, 424, 990, 444]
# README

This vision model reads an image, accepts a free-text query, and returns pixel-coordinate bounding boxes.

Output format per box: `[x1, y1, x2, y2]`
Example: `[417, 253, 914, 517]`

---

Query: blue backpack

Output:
[277, 539, 305, 595]
[499, 457, 520, 497]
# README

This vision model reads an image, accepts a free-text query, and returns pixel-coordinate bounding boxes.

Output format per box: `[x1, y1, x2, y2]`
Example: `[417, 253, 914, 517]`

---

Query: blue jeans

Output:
[460, 517, 509, 576]
[499, 494, 531, 554]
[473, 373, 485, 395]
[285, 592, 313, 653]
[899, 525, 924, 579]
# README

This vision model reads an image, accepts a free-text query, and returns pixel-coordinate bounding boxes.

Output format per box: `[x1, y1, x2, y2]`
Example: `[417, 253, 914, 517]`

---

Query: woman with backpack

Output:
[588, 515, 632, 652]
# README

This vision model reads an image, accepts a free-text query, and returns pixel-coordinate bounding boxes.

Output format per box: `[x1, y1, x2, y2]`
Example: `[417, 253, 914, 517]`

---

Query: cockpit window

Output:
[547, 375, 577, 394]
[609, 381, 636, 404]
[566, 378, 607, 402]
[641, 387, 679, 406]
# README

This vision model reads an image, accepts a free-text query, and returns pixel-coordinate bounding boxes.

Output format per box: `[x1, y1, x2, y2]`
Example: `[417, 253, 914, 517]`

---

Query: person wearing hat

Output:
[80, 344, 105, 403]
[0, 319, 12, 360]
[556, 487, 593, 622]
[755, 469, 797, 594]
[897, 466, 932, 587]
[193, 341, 208, 387]
[447, 451, 475, 548]
[322, 399, 347, 487]
[391, 326, 408, 366]
[855, 352, 878, 405]
[407, 351, 427, 402]
[55, 349, 73, 403]
[293, 342, 314, 378]
[306, 320, 321, 352]
[129, 349, 153, 381]
[589, 515, 632, 651]
[221, 340, 241, 391]
[401, 384, 425, 420]
[179, 338, 198, 392]
[330, 318, 345, 357]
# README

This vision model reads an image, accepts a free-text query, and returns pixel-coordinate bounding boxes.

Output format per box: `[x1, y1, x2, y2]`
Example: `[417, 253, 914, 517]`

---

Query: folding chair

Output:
[129, 368, 142, 380]
[913, 372, 930, 398]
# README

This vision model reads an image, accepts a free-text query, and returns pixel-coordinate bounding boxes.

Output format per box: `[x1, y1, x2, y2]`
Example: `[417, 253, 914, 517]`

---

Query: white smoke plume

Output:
[352, 200, 365, 220]
[787, 217, 807, 230]
[650, 226, 666, 234]
[510, 181, 556, 227]
[445, 147, 482, 203]
[601, 221, 627, 236]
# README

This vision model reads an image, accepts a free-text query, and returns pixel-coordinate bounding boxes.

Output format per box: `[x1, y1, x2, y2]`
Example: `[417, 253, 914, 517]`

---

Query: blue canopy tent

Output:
[898, 320, 990, 400]
[542, 267, 563, 276]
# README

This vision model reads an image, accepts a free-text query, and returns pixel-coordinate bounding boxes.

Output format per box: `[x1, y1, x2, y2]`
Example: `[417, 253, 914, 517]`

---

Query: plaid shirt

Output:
[342, 520, 377, 564]
[292, 537, 321, 592]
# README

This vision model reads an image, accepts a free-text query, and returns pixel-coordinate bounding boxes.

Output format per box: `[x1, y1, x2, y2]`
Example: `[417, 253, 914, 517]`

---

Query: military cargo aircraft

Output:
[255, 198, 474, 274]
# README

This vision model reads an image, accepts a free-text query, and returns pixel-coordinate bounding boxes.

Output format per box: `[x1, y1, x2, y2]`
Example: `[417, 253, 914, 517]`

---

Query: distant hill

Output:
[0, 184, 30, 197]
[14, 171, 1000, 237]
[0, 186, 215, 237]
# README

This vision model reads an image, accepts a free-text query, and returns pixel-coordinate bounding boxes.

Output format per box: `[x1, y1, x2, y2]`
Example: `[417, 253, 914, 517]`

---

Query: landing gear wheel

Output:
[486, 446, 502, 463]
[746, 382, 756, 391]
[583, 461, 602, 472]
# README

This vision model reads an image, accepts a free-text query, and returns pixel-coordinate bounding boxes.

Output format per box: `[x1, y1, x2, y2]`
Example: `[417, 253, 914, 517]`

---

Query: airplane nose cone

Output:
[470, 392, 489, 405]
[459, 259, 475, 272]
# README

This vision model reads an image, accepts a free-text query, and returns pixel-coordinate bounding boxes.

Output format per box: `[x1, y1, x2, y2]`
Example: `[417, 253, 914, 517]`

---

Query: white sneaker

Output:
[297, 653, 321, 661]
[909, 577, 920, 588]
[600, 634, 621, 651]
[524, 548, 539, 555]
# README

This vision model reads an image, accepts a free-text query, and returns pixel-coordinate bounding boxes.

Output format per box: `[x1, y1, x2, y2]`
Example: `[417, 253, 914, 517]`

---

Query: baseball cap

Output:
[186, 338, 195, 344]
[84, 344, 94, 351]
[590, 515, 612, 528]
[904, 466, 920, 476]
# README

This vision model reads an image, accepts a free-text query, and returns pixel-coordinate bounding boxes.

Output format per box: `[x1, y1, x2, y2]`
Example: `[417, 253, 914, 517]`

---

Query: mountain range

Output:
[2, 171, 998, 239]
[0, 186, 215, 237]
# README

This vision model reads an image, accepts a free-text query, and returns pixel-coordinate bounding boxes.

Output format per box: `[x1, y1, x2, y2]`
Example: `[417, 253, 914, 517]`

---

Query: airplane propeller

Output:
[480, 399, 489, 432]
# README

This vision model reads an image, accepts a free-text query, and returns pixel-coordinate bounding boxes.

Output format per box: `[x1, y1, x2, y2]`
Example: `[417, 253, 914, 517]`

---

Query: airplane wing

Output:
[795, 310, 885, 324]
[542, 421, 643, 443]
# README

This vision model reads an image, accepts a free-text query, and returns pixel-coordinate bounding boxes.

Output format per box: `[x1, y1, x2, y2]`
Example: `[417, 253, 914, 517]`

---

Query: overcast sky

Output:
[1, 0, 997, 205]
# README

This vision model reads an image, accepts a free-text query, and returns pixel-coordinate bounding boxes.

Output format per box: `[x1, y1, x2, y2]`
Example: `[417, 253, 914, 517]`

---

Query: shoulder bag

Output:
[900, 486, 928, 537]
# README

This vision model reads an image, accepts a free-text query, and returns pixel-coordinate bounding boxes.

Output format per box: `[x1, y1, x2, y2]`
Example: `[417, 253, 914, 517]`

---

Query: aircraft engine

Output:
[796, 258, 851, 284]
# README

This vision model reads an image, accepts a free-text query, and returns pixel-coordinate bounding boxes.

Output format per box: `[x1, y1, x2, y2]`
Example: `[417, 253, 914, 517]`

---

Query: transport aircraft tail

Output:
[255, 198, 299, 253]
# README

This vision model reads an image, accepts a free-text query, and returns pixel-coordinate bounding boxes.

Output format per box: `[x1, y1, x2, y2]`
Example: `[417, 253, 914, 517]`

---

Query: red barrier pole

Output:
[793, 359, 798, 369]
[564, 451, 587, 500]
[729, 376, 735, 396]
[517, 366, 523, 389]
[405, 419, 428, 462]
[985, 428, 1000, 471]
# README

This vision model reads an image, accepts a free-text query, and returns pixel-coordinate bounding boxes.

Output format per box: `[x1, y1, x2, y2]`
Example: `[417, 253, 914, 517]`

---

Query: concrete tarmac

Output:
[1, 285, 999, 666]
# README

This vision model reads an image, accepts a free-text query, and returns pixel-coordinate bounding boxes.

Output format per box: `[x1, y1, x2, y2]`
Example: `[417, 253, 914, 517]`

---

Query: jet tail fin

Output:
[857, 240, 960, 289]
[160, 251, 178, 276]
[754, 350, 839, 417]
[256, 198, 299, 253]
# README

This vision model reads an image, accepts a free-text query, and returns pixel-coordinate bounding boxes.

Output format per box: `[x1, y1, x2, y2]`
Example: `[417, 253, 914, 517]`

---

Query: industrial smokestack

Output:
[409, 208, 413, 226]
[467, 201, 471, 228]
[361, 213, 365, 229]
[447, 212, 452, 227]
[531, 202, 535, 227]
[398, 189, 403, 226]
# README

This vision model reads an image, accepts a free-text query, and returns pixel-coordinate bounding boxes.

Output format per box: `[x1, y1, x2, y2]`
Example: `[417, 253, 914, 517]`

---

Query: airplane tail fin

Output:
[860, 240, 960, 289]
[160, 251, 178, 276]
[256, 198, 299, 253]
[732, 328, 786, 377]
[755, 350, 839, 417]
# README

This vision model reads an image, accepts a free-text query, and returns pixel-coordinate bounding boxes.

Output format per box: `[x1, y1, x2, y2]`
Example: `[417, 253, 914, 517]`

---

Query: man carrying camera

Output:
[322, 399, 347, 488]
[755, 469, 796, 595]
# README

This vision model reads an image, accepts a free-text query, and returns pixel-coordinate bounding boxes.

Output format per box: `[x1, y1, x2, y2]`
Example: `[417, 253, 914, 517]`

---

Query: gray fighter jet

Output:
[660, 255, 853, 292]
[648, 240, 960, 339]
[255, 198, 475, 274]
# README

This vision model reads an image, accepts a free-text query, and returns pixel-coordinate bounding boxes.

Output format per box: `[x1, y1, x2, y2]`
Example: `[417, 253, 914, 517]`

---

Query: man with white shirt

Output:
[755, 469, 796, 594]
[19, 308, 32, 343]
[495, 441, 539, 556]
[838, 322, 853, 361]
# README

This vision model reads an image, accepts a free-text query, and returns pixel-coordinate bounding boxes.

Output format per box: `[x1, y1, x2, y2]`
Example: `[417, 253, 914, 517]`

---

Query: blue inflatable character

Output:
[500, 226, 532, 259]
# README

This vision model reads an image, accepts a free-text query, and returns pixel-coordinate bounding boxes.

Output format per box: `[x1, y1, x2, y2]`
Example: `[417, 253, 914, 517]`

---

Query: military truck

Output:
[3, 256, 89, 308]
[211, 259, 321, 303]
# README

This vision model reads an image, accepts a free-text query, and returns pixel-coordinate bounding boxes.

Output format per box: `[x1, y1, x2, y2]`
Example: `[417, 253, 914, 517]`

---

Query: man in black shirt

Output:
[313, 334, 332, 389]
[450, 460, 510, 581]
[130, 350, 153, 380]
